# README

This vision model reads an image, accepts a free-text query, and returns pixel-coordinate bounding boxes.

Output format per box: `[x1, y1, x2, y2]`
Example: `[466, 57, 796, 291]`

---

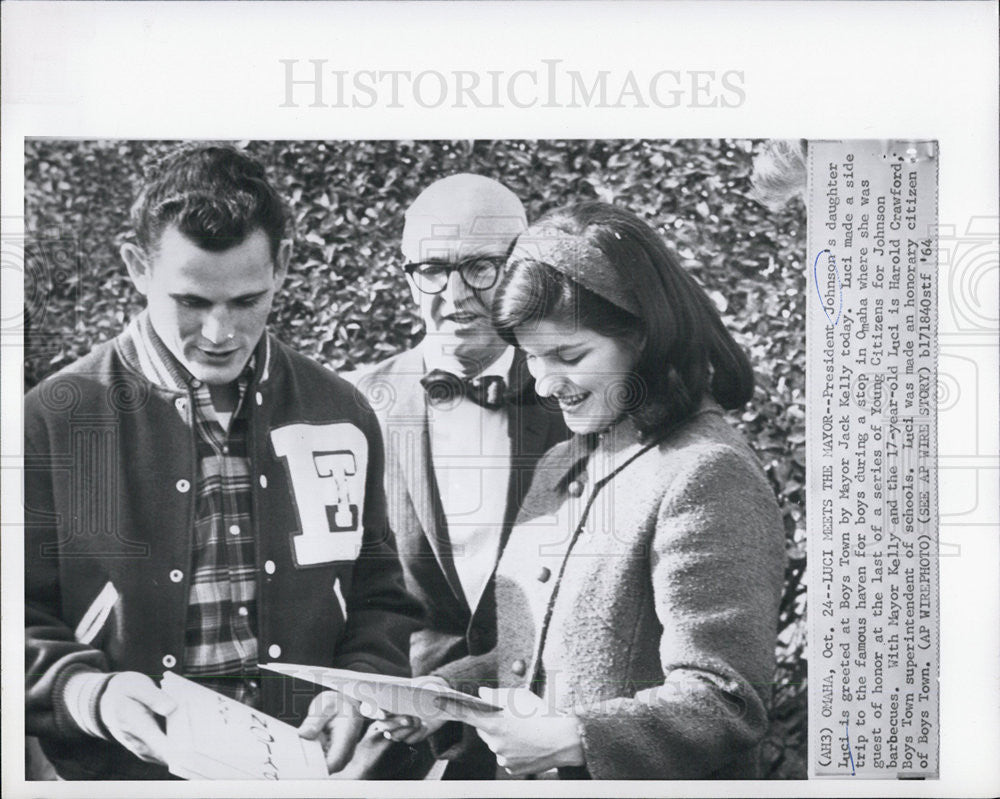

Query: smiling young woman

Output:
[397, 201, 787, 780]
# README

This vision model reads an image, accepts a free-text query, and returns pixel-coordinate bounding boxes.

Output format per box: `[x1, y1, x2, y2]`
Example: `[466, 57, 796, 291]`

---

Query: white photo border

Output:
[2, 2, 997, 797]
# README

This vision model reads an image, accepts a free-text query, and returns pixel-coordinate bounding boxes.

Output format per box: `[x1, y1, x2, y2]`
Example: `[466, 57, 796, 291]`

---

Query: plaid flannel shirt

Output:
[137, 316, 261, 706]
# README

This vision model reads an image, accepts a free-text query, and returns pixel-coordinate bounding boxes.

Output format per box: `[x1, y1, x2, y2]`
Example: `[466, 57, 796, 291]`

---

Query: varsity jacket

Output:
[24, 318, 421, 780]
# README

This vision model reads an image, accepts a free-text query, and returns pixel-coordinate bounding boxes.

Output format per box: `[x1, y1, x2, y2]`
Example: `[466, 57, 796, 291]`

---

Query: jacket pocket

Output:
[74, 581, 119, 645]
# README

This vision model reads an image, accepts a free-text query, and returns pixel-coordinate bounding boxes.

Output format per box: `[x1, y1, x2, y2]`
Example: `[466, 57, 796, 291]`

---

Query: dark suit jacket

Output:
[349, 346, 569, 777]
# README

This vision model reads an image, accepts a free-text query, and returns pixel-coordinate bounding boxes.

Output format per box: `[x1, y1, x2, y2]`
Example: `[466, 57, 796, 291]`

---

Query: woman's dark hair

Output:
[130, 145, 289, 262]
[493, 201, 754, 438]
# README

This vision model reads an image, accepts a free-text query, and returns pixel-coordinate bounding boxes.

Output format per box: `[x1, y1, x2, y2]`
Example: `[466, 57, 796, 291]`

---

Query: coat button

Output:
[174, 397, 187, 412]
[169, 569, 184, 583]
[175, 479, 191, 493]
[255, 391, 263, 406]
[162, 654, 177, 669]
[259, 475, 268, 488]
[511, 659, 527, 677]
[537, 566, 552, 583]
[264, 560, 276, 575]
[567, 480, 584, 497]
[237, 605, 249, 617]
[229, 524, 241, 536]
[268, 644, 282, 659]
[191, 379, 202, 389]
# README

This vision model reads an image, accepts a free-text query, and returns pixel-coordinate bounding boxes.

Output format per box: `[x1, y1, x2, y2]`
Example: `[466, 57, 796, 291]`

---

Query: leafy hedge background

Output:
[24, 139, 807, 779]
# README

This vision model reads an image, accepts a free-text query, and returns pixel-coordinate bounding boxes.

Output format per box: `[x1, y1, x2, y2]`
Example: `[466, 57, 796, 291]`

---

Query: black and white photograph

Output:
[21, 138, 806, 782]
[2, 2, 997, 798]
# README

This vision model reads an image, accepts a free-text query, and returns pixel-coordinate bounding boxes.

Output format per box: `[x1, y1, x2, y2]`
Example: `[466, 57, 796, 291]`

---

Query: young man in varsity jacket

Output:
[24, 145, 421, 780]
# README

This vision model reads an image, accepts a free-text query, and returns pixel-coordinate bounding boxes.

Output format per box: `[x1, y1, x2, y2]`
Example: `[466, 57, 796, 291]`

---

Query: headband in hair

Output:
[509, 224, 641, 316]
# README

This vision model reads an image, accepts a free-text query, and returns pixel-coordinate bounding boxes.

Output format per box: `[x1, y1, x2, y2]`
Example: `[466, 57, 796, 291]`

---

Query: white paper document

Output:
[260, 663, 502, 722]
[161, 672, 327, 780]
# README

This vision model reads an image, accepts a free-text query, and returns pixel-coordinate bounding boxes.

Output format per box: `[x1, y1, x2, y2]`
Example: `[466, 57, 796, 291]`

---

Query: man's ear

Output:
[120, 242, 150, 295]
[274, 239, 292, 288]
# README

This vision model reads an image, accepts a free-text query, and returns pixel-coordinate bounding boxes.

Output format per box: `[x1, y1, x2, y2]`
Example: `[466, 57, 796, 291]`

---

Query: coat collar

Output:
[114, 310, 272, 392]
[550, 399, 724, 495]
[381, 345, 562, 614]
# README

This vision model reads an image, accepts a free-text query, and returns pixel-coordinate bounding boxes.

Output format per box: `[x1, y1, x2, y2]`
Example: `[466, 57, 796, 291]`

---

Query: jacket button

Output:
[174, 397, 187, 412]
[259, 475, 268, 488]
[191, 379, 202, 389]
[175, 479, 191, 493]
[268, 644, 282, 659]
[264, 560, 276, 575]
[567, 480, 584, 497]
[162, 654, 177, 669]
[229, 524, 241, 536]
[255, 391, 263, 406]
[511, 659, 527, 677]
[237, 605, 249, 617]
[169, 569, 184, 583]
[537, 566, 552, 583]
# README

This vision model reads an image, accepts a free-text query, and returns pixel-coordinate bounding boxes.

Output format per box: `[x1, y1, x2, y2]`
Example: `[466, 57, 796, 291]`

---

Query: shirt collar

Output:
[119, 309, 261, 392]
[420, 339, 515, 380]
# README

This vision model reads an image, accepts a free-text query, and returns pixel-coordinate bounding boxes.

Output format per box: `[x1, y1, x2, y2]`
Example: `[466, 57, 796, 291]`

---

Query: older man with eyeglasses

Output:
[346, 174, 569, 779]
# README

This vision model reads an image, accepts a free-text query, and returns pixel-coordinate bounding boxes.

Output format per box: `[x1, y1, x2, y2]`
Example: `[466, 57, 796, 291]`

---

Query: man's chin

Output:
[184, 357, 247, 386]
[428, 320, 499, 347]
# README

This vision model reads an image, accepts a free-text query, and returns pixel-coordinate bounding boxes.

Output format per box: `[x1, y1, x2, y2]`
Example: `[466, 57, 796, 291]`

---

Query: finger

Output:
[444, 699, 499, 734]
[377, 716, 425, 742]
[381, 727, 426, 744]
[119, 705, 172, 765]
[398, 726, 432, 745]
[476, 728, 500, 753]
[372, 715, 418, 735]
[324, 712, 365, 773]
[434, 695, 485, 724]
[357, 700, 384, 721]
[122, 733, 168, 766]
[110, 673, 177, 718]
[476, 686, 507, 710]
[298, 691, 344, 739]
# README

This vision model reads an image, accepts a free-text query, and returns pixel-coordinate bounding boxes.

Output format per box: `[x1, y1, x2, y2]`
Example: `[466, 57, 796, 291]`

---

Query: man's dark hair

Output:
[130, 145, 289, 261]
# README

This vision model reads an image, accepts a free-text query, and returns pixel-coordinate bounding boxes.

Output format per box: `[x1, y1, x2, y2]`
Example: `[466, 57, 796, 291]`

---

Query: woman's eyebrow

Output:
[531, 342, 585, 358]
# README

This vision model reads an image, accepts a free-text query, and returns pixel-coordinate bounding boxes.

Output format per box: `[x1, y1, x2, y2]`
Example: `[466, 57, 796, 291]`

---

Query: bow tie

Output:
[420, 369, 507, 410]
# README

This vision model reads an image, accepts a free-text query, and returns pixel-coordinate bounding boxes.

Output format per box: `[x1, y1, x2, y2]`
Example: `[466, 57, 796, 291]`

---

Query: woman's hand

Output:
[441, 686, 585, 777]
[371, 712, 446, 745]
[368, 676, 451, 745]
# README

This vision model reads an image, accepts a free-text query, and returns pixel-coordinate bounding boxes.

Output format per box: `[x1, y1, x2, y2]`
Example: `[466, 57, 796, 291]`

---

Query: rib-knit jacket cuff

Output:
[57, 667, 114, 740]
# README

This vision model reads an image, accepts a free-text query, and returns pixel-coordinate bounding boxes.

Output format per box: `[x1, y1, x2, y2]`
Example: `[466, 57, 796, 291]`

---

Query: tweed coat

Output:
[437, 402, 786, 779]
[346, 346, 569, 777]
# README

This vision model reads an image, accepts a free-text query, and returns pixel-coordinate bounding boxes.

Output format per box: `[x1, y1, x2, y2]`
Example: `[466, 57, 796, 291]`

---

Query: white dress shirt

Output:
[424, 345, 514, 611]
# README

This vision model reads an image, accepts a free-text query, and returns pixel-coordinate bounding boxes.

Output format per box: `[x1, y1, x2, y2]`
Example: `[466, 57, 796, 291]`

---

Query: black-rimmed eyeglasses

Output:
[404, 256, 505, 295]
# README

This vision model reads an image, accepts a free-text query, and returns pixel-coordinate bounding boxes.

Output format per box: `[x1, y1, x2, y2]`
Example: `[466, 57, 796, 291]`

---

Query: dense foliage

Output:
[23, 139, 807, 778]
